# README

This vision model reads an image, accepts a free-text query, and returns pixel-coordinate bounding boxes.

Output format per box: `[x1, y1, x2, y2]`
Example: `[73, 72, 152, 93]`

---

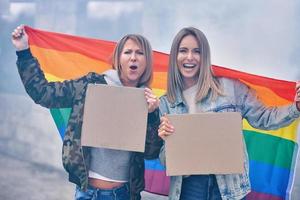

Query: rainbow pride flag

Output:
[25, 26, 299, 200]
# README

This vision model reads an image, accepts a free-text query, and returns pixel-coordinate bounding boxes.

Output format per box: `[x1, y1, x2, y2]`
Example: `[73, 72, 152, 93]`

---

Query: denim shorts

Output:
[75, 183, 130, 200]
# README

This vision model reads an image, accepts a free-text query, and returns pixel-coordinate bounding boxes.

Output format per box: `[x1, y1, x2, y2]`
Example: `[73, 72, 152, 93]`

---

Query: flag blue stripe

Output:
[145, 159, 166, 171]
[250, 160, 290, 198]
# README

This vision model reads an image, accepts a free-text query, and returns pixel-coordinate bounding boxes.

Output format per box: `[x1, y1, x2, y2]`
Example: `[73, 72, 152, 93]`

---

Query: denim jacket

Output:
[159, 77, 300, 200]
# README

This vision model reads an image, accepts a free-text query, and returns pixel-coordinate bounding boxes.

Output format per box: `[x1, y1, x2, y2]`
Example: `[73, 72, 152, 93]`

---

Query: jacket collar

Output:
[103, 69, 123, 86]
[170, 87, 186, 108]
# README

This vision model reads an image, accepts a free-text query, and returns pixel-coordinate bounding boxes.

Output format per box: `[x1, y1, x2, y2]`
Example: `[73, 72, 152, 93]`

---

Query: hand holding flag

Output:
[296, 81, 300, 111]
[11, 25, 29, 51]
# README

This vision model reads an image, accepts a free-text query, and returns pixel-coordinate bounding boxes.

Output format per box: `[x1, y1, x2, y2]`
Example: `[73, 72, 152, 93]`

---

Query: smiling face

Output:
[119, 39, 147, 87]
[177, 34, 201, 89]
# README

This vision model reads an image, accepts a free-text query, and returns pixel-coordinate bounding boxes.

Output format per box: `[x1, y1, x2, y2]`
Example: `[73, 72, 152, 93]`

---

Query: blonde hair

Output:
[167, 27, 223, 103]
[112, 34, 153, 87]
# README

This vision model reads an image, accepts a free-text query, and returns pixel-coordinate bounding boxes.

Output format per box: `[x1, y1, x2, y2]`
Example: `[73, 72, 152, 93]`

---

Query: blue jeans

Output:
[180, 175, 221, 200]
[180, 175, 246, 200]
[75, 183, 130, 200]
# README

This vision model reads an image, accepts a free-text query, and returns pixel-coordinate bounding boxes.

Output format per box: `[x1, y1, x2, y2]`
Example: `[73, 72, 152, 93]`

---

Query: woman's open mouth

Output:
[183, 63, 196, 69]
[130, 65, 138, 70]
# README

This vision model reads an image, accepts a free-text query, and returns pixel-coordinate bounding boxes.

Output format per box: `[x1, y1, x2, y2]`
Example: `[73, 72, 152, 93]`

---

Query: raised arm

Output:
[237, 80, 300, 130]
[12, 25, 87, 108]
[295, 81, 300, 110]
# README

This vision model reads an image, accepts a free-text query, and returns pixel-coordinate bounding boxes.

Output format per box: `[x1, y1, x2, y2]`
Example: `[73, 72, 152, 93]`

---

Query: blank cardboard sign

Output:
[81, 84, 147, 152]
[165, 112, 244, 176]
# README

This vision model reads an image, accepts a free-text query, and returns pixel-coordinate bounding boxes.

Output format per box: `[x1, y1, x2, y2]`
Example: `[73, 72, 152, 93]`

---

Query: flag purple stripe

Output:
[144, 169, 170, 195]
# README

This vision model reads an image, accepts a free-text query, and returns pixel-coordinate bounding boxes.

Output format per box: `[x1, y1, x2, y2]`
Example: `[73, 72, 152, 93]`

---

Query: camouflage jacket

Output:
[16, 49, 162, 200]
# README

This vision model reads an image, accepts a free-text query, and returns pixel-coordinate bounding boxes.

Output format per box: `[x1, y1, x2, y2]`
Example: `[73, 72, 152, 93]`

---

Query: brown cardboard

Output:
[165, 112, 244, 176]
[81, 84, 148, 152]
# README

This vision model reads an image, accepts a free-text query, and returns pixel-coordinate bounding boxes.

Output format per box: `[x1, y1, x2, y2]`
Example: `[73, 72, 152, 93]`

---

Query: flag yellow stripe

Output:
[243, 119, 299, 142]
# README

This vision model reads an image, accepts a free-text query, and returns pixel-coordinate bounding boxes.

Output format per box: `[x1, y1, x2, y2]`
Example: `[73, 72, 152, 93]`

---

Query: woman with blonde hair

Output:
[12, 25, 162, 200]
[158, 27, 300, 200]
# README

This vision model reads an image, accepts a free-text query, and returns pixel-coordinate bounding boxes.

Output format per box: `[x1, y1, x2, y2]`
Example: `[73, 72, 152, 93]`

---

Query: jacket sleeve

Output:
[16, 49, 90, 108]
[159, 144, 166, 167]
[235, 80, 300, 130]
[144, 108, 163, 160]
[157, 96, 170, 166]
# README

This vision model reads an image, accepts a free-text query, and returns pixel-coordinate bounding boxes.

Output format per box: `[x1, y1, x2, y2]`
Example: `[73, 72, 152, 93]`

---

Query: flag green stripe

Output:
[244, 130, 295, 169]
[50, 108, 71, 129]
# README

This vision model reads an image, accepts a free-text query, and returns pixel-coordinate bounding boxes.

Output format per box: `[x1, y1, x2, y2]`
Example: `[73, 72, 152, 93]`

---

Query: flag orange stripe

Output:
[31, 46, 111, 79]
[26, 26, 169, 73]
[152, 72, 167, 90]
[241, 80, 292, 106]
[31, 46, 169, 88]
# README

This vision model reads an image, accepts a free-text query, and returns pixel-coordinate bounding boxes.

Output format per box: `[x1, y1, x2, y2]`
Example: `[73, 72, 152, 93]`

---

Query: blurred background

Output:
[0, 0, 300, 199]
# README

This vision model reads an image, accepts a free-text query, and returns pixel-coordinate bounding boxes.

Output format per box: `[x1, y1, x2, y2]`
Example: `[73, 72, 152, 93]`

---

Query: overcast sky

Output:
[141, 0, 300, 81]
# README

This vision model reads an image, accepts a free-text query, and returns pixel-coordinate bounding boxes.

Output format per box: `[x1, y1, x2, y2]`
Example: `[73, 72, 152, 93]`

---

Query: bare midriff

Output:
[88, 177, 125, 189]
